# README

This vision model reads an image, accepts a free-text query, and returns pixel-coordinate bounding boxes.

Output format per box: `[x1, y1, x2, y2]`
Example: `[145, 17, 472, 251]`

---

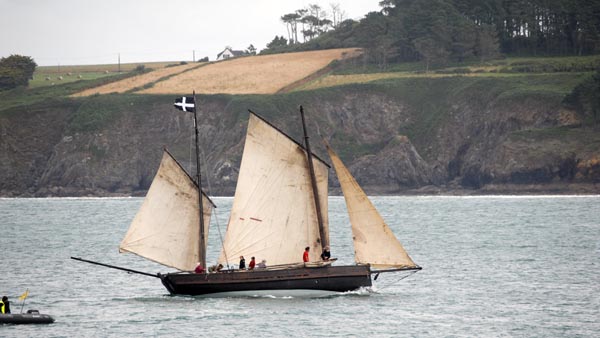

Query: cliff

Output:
[1, 75, 599, 197]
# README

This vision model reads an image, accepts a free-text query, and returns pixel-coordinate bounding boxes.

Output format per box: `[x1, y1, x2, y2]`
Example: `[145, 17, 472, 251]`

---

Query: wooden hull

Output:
[160, 265, 372, 296]
[0, 313, 54, 325]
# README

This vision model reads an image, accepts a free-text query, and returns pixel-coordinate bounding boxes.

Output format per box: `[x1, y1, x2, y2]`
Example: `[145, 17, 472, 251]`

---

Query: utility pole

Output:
[193, 50, 195, 62]
[118, 53, 121, 73]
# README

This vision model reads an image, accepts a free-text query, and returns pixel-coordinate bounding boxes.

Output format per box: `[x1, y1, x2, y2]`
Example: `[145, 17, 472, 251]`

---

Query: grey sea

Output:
[1, 196, 598, 337]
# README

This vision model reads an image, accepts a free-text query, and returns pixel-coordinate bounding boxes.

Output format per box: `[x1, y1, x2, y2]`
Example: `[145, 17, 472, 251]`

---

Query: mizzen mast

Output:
[299, 106, 328, 249]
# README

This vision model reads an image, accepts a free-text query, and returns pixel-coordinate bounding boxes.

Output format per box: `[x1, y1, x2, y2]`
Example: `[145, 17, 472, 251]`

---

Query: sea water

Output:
[0, 196, 598, 337]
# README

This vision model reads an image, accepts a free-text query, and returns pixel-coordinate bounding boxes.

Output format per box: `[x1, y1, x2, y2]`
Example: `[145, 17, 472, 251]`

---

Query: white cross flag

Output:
[174, 96, 195, 112]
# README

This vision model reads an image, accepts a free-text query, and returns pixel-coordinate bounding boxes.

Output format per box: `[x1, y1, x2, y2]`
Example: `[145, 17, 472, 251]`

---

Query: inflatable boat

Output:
[0, 310, 54, 324]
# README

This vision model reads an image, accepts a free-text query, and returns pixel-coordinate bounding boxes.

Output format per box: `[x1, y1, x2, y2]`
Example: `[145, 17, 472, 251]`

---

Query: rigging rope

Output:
[189, 123, 194, 174]
[372, 269, 419, 291]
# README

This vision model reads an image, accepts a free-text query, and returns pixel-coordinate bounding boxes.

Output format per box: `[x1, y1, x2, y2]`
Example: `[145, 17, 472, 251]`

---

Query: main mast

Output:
[192, 91, 206, 269]
[299, 106, 328, 249]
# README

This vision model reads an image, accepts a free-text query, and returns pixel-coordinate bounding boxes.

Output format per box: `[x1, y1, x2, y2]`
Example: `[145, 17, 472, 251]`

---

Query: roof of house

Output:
[217, 47, 246, 59]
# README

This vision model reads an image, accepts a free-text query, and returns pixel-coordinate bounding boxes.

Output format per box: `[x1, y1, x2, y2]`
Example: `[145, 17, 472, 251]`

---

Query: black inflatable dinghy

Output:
[0, 310, 54, 324]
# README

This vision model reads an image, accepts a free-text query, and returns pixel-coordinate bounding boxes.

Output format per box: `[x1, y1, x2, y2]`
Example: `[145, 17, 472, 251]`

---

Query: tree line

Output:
[264, 0, 600, 68]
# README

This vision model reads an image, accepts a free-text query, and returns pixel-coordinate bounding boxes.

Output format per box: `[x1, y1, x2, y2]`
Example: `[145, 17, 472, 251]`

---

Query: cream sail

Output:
[218, 113, 329, 266]
[119, 150, 213, 271]
[75, 107, 421, 297]
[325, 144, 417, 269]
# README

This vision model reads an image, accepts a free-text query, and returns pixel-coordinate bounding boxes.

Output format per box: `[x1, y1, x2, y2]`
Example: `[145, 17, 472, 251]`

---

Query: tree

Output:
[330, 3, 346, 28]
[355, 12, 399, 69]
[281, 13, 301, 44]
[246, 44, 257, 55]
[474, 24, 500, 61]
[266, 36, 288, 50]
[414, 37, 449, 71]
[301, 4, 331, 40]
[0, 55, 37, 90]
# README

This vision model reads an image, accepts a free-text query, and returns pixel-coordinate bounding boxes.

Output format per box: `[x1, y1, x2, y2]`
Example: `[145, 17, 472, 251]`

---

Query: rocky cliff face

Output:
[1, 78, 598, 197]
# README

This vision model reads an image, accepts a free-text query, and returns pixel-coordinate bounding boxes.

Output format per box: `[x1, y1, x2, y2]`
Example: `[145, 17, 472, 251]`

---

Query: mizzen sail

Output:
[218, 113, 329, 266]
[326, 144, 417, 269]
[120, 150, 213, 271]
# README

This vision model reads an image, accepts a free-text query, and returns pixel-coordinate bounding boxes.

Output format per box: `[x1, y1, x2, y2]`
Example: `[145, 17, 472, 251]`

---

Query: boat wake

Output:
[337, 286, 378, 297]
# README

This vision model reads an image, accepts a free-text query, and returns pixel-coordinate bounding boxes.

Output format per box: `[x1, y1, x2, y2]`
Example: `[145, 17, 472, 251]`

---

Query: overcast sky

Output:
[0, 0, 382, 66]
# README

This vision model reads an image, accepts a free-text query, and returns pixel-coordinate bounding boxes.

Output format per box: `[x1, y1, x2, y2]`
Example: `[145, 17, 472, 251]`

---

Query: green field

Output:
[301, 55, 600, 92]
[30, 62, 185, 88]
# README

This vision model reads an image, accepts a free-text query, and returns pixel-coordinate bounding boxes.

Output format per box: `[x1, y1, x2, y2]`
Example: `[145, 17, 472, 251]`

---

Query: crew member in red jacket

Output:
[303, 246, 310, 262]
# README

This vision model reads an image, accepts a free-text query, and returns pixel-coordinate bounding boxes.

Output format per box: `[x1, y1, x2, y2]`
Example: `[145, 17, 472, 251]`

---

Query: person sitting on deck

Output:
[321, 246, 331, 261]
[257, 259, 267, 269]
[194, 263, 205, 274]
[1, 296, 11, 314]
[239, 256, 246, 270]
[209, 263, 224, 273]
[303, 246, 310, 262]
[249, 257, 256, 270]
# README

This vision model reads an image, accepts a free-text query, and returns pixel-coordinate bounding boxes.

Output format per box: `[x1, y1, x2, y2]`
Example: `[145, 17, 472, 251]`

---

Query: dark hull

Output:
[160, 265, 372, 296]
[0, 313, 54, 325]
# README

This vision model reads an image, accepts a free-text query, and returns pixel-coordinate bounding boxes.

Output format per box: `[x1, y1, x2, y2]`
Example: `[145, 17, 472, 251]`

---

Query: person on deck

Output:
[209, 263, 224, 273]
[321, 246, 331, 261]
[239, 256, 246, 270]
[1, 296, 11, 314]
[194, 263, 205, 274]
[303, 247, 310, 262]
[257, 259, 267, 269]
[249, 257, 256, 270]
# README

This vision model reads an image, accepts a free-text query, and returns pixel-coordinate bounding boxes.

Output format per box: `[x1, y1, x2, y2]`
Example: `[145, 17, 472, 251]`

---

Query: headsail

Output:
[325, 143, 417, 269]
[218, 113, 329, 266]
[120, 150, 214, 271]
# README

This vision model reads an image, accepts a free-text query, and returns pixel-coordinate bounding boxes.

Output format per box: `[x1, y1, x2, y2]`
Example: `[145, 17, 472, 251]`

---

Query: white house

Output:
[216, 47, 246, 61]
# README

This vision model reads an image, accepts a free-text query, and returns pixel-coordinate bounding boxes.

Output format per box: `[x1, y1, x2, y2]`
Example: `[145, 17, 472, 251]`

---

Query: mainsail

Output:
[218, 113, 329, 266]
[326, 144, 417, 269]
[120, 150, 213, 271]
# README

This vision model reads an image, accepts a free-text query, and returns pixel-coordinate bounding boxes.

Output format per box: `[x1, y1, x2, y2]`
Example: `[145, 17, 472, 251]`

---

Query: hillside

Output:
[0, 53, 599, 197]
[71, 62, 203, 96]
[70, 48, 360, 96]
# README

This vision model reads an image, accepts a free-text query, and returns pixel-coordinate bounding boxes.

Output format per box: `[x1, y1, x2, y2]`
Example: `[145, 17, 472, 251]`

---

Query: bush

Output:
[563, 69, 600, 125]
[0, 55, 37, 90]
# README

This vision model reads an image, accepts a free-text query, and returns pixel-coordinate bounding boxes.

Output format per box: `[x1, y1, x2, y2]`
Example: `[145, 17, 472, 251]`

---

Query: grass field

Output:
[30, 62, 190, 89]
[302, 55, 600, 91]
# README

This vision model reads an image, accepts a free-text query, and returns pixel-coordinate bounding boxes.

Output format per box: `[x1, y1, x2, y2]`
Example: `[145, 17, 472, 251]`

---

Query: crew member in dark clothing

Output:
[320, 246, 331, 261]
[1, 296, 10, 314]
[239, 256, 246, 270]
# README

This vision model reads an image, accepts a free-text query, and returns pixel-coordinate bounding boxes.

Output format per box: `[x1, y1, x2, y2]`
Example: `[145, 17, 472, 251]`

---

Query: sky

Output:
[0, 0, 382, 66]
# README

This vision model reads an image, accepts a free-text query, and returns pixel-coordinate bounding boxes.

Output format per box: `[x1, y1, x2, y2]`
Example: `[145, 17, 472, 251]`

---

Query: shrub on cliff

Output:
[564, 69, 600, 126]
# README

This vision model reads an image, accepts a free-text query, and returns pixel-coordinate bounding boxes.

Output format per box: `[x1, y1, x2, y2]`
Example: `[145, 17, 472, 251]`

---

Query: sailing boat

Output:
[73, 103, 421, 296]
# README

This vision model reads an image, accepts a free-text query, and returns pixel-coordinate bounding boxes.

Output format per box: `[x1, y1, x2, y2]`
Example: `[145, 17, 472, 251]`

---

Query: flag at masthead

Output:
[174, 97, 195, 112]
